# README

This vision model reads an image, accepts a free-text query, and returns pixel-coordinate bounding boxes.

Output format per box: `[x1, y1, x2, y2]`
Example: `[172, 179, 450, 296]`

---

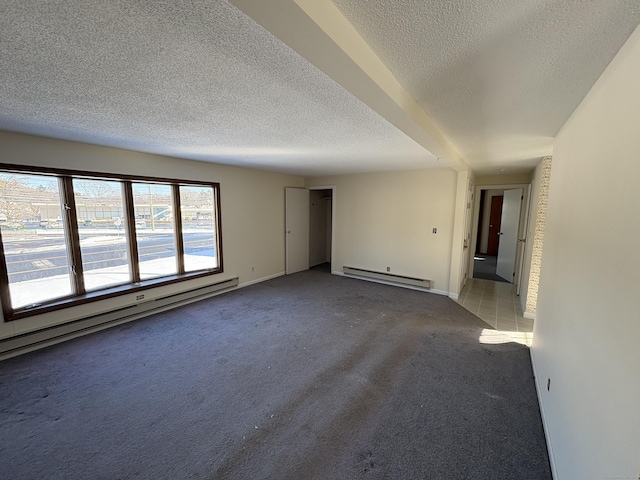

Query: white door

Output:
[496, 188, 522, 282]
[285, 187, 309, 274]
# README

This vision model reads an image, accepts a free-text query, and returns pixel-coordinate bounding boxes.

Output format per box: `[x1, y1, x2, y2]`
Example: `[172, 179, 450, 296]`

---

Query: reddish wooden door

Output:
[487, 195, 503, 256]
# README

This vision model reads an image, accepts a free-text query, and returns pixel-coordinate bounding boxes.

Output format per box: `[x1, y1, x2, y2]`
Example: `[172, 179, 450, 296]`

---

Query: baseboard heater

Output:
[0, 277, 239, 360]
[343, 266, 430, 289]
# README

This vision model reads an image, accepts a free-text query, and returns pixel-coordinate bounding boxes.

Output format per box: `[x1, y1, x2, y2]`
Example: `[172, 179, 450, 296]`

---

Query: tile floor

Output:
[455, 278, 533, 346]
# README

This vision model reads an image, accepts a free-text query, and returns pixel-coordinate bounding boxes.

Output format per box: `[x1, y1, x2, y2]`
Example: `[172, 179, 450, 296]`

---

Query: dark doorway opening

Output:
[486, 195, 503, 256]
[309, 188, 333, 271]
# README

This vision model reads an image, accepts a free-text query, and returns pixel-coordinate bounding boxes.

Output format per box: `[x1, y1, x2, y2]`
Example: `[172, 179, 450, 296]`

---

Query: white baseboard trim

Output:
[448, 293, 459, 300]
[430, 288, 450, 297]
[524, 310, 536, 320]
[0, 278, 240, 361]
[529, 349, 558, 480]
[333, 270, 449, 296]
[2, 272, 289, 361]
[238, 272, 285, 289]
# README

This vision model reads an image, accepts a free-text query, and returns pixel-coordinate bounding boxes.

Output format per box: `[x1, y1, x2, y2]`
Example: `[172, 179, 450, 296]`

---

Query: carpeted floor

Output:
[473, 254, 509, 283]
[0, 269, 551, 479]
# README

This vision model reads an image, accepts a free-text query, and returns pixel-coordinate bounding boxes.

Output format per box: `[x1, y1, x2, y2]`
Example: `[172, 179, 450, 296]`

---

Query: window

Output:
[132, 183, 177, 280]
[180, 185, 219, 272]
[73, 178, 130, 292]
[0, 165, 222, 321]
[0, 173, 73, 309]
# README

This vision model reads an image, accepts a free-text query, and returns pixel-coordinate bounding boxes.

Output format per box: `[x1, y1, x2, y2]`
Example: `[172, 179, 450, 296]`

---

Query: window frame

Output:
[131, 181, 181, 280]
[0, 163, 223, 322]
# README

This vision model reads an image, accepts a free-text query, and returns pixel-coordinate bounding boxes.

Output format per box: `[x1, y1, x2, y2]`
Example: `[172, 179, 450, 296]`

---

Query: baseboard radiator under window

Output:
[343, 266, 430, 289]
[0, 277, 239, 360]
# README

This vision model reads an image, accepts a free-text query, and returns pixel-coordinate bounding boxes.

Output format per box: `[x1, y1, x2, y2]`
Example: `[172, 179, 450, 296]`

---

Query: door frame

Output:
[496, 188, 523, 283]
[468, 183, 531, 291]
[460, 177, 474, 289]
[307, 185, 336, 273]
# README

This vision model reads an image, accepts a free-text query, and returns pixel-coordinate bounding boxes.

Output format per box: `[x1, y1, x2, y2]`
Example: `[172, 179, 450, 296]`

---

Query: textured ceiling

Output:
[2, 1, 640, 177]
[0, 0, 435, 176]
[333, 0, 640, 174]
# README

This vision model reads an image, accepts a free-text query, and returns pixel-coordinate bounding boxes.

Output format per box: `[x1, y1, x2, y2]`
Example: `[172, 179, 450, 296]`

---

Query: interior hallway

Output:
[455, 278, 533, 346]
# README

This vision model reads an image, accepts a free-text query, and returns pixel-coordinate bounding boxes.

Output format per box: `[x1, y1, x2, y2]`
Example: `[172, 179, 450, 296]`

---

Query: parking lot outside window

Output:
[73, 178, 131, 292]
[0, 165, 223, 321]
[0, 173, 73, 308]
[132, 183, 178, 280]
[180, 185, 219, 272]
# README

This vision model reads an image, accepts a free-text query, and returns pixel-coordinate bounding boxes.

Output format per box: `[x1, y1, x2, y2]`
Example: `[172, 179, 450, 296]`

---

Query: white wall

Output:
[0, 131, 304, 339]
[532, 24, 640, 480]
[307, 168, 458, 295]
[475, 173, 531, 186]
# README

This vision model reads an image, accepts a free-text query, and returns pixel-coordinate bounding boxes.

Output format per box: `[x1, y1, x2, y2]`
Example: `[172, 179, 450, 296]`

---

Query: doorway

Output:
[309, 188, 333, 272]
[470, 185, 528, 286]
[285, 186, 335, 275]
[486, 195, 503, 256]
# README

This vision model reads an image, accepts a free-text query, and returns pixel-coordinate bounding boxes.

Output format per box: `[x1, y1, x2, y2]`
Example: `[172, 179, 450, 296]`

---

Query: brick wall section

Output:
[526, 156, 552, 314]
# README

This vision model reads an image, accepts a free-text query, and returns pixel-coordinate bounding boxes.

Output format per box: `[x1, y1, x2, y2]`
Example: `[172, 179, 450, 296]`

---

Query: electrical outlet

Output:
[251, 266, 255, 272]
[432, 227, 437, 234]
[136, 294, 144, 301]
[386, 266, 390, 272]
[547, 378, 551, 391]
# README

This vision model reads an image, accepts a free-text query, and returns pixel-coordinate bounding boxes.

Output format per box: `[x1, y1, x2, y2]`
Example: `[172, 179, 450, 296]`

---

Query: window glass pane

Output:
[179, 185, 218, 272]
[73, 178, 130, 291]
[132, 183, 177, 280]
[0, 173, 73, 308]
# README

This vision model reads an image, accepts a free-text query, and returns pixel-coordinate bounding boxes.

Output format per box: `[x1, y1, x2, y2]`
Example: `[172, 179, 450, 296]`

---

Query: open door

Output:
[496, 189, 522, 282]
[285, 187, 309, 274]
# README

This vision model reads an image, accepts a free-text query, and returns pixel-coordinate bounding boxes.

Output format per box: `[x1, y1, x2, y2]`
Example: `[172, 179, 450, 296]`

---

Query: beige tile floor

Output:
[455, 278, 533, 346]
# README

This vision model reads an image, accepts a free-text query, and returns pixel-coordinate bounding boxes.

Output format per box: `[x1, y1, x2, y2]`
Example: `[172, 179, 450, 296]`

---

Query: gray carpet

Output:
[0, 270, 551, 479]
[473, 254, 509, 283]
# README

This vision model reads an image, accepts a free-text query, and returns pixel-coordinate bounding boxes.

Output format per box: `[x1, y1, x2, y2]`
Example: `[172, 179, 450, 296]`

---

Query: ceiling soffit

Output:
[332, 0, 640, 173]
